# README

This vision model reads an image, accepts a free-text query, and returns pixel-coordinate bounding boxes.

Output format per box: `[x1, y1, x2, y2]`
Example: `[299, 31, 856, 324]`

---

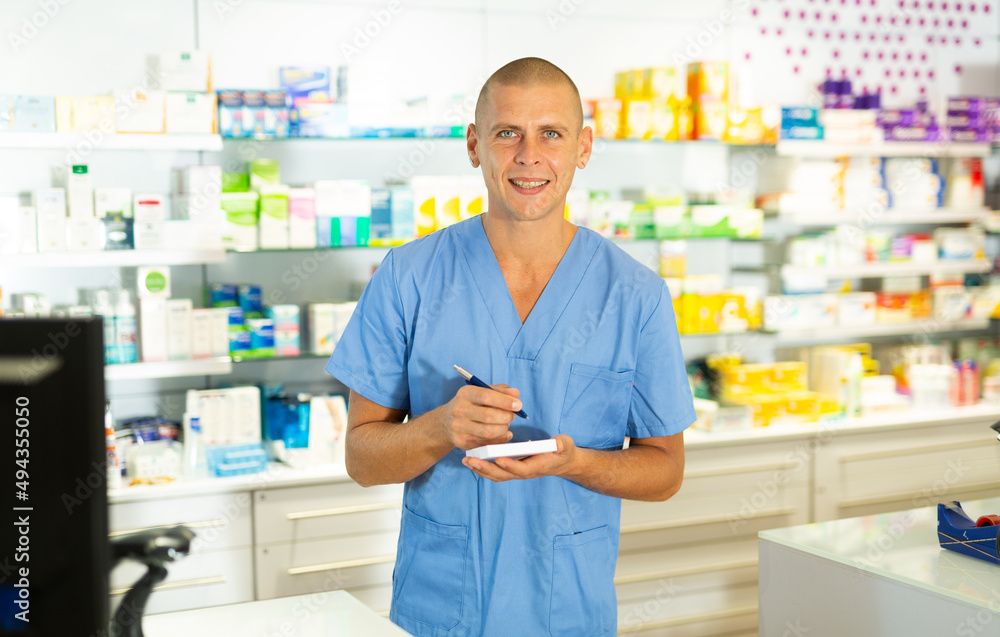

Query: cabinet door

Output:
[814, 419, 1000, 521]
[110, 492, 253, 553]
[110, 547, 253, 615]
[255, 531, 399, 600]
[620, 440, 812, 552]
[254, 482, 403, 544]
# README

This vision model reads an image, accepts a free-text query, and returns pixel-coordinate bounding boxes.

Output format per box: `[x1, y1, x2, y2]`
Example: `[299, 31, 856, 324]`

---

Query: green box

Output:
[222, 172, 250, 193]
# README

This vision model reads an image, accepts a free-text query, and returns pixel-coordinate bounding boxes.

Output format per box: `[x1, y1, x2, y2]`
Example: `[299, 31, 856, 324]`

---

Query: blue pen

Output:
[453, 365, 529, 419]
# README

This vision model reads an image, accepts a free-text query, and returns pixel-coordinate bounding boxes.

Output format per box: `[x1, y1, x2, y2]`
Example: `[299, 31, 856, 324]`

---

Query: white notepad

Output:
[465, 439, 558, 460]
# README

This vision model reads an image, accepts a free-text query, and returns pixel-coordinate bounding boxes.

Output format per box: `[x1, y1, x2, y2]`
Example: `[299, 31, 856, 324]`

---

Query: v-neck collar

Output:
[455, 215, 599, 361]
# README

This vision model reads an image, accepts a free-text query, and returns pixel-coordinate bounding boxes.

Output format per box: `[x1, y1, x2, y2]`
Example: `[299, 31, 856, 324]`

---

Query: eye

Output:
[498, 130, 516, 138]
[543, 130, 560, 138]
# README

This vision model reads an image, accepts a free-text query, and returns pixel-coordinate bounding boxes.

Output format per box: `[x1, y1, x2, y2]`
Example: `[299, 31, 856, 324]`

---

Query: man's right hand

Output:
[439, 384, 522, 450]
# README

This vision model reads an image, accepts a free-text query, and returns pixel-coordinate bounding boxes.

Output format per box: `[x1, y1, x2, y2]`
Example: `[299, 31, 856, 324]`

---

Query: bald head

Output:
[474, 57, 583, 130]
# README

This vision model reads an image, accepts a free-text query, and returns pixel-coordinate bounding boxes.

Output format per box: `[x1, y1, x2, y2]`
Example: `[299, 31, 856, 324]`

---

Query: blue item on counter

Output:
[205, 442, 268, 477]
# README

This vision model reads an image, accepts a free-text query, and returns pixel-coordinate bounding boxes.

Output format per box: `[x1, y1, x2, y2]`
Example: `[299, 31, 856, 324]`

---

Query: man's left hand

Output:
[461, 434, 578, 481]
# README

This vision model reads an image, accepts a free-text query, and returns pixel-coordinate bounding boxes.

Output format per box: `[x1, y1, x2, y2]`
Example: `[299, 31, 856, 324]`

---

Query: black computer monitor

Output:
[0, 318, 108, 636]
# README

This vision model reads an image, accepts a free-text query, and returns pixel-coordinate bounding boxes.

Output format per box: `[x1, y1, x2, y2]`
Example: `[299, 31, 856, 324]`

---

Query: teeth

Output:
[512, 180, 547, 188]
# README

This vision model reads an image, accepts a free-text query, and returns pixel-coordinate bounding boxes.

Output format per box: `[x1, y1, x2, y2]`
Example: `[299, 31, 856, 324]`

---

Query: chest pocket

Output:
[557, 363, 634, 449]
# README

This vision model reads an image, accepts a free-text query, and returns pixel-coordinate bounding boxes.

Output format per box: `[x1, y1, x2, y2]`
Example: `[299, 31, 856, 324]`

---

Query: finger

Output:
[490, 384, 520, 398]
[553, 434, 575, 455]
[461, 385, 524, 412]
[461, 404, 517, 426]
[463, 457, 519, 482]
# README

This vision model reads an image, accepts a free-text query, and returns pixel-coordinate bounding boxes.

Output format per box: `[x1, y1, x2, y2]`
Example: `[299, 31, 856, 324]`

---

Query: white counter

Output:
[143, 590, 407, 636]
[759, 497, 1000, 636]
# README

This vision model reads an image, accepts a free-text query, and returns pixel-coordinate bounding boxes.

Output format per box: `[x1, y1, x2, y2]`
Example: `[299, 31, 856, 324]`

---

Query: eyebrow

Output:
[490, 122, 572, 135]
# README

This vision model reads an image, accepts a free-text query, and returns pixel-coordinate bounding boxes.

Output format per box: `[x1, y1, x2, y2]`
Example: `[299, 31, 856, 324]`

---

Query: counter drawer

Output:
[110, 492, 252, 553]
[256, 530, 399, 599]
[111, 547, 253, 616]
[254, 482, 403, 545]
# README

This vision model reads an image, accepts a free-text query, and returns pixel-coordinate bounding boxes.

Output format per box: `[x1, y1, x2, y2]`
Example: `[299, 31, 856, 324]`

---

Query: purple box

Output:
[883, 124, 941, 142]
[946, 111, 985, 128]
[878, 109, 911, 126]
[947, 96, 986, 113]
[948, 127, 989, 143]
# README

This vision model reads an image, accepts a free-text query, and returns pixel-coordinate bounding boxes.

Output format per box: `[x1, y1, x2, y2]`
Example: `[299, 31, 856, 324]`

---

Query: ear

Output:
[467, 123, 480, 168]
[577, 126, 593, 169]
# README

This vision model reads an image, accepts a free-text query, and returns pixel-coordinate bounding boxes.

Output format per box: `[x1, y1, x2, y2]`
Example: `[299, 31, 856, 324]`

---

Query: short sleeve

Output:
[325, 250, 410, 411]
[627, 282, 695, 438]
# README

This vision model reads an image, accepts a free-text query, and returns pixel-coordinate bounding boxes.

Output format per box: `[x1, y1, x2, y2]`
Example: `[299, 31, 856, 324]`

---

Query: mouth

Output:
[509, 178, 550, 194]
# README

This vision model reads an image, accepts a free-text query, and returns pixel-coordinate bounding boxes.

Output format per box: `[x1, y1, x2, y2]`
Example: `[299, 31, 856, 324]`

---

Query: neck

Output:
[480, 210, 576, 269]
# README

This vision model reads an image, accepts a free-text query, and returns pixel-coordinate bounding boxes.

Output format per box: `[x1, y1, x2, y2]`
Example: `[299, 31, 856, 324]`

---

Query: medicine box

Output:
[34, 188, 67, 252]
[123, 266, 171, 299]
[166, 298, 193, 361]
[258, 184, 290, 250]
[95, 188, 133, 218]
[165, 92, 215, 134]
[65, 218, 102, 251]
[217, 90, 246, 138]
[191, 309, 214, 359]
[53, 164, 94, 218]
[101, 214, 134, 250]
[149, 52, 212, 93]
[114, 89, 165, 133]
[71, 96, 116, 133]
[13, 96, 56, 133]
[221, 192, 259, 251]
[138, 298, 168, 362]
[289, 188, 317, 249]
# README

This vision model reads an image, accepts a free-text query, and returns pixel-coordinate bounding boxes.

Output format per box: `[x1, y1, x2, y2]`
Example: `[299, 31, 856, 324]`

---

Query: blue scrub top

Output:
[327, 216, 695, 637]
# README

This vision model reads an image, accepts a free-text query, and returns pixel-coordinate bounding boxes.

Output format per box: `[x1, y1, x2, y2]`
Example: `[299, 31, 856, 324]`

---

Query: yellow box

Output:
[720, 363, 772, 396]
[614, 71, 629, 100]
[676, 98, 694, 141]
[643, 67, 681, 99]
[779, 391, 821, 424]
[649, 97, 675, 140]
[692, 98, 728, 140]
[687, 61, 729, 102]
[620, 100, 652, 139]
[768, 361, 809, 392]
[591, 98, 622, 139]
[628, 69, 646, 101]
[727, 393, 787, 427]
[680, 292, 724, 334]
[726, 106, 768, 145]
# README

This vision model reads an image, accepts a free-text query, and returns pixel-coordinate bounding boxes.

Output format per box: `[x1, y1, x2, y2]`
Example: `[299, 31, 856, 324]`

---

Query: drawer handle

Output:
[287, 553, 396, 576]
[837, 479, 1000, 509]
[684, 461, 799, 480]
[615, 557, 759, 585]
[109, 519, 226, 538]
[286, 501, 401, 521]
[617, 604, 757, 633]
[838, 439, 996, 464]
[110, 575, 226, 596]
[620, 506, 796, 535]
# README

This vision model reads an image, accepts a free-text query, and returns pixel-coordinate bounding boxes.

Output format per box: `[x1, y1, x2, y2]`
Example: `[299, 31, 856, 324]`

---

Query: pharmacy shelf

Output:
[0, 132, 223, 151]
[775, 140, 991, 158]
[0, 249, 227, 268]
[104, 357, 233, 381]
[769, 318, 992, 344]
[775, 208, 990, 227]
[776, 259, 993, 279]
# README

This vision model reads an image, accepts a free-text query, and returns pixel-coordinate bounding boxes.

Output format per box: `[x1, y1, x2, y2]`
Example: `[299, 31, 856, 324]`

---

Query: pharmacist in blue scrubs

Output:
[326, 57, 695, 636]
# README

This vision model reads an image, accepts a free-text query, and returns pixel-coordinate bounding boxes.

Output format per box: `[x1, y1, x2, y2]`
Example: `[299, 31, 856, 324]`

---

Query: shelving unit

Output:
[0, 249, 228, 268]
[777, 259, 992, 278]
[104, 357, 233, 381]
[775, 140, 991, 158]
[775, 208, 990, 227]
[0, 132, 223, 151]
[769, 318, 992, 344]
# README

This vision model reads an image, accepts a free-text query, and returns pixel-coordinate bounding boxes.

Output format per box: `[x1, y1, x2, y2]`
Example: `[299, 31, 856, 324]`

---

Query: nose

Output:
[514, 135, 542, 166]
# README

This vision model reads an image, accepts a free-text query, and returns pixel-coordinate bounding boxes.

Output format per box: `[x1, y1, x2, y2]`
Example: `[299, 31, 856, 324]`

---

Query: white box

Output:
[289, 187, 317, 249]
[139, 298, 168, 362]
[465, 439, 558, 460]
[308, 303, 336, 355]
[17, 207, 37, 253]
[314, 180, 371, 217]
[837, 292, 877, 326]
[53, 164, 94, 218]
[210, 308, 230, 357]
[65, 218, 102, 251]
[165, 92, 215, 134]
[163, 219, 224, 250]
[33, 188, 67, 252]
[11, 293, 51, 318]
[0, 196, 20, 255]
[133, 194, 166, 223]
[123, 266, 171, 299]
[258, 184, 290, 250]
[149, 52, 211, 93]
[71, 96, 116, 133]
[133, 221, 164, 250]
[166, 298, 193, 361]
[113, 88, 165, 133]
[94, 188, 132, 218]
[191, 309, 213, 359]
[175, 165, 221, 196]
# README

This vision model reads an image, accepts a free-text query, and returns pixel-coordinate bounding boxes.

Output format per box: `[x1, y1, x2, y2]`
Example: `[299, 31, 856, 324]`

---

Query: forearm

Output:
[561, 440, 684, 502]
[345, 406, 453, 487]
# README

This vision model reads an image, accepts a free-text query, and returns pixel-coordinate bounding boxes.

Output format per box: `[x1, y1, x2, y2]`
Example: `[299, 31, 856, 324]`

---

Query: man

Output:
[326, 57, 694, 636]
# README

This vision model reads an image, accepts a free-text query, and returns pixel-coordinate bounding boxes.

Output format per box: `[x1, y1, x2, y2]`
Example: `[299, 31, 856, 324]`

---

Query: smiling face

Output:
[468, 81, 592, 224]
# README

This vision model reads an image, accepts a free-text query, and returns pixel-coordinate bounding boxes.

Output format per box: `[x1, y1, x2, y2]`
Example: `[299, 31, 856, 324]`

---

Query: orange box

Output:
[692, 98, 728, 140]
[687, 61, 729, 102]
[590, 98, 622, 139]
[876, 292, 913, 323]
